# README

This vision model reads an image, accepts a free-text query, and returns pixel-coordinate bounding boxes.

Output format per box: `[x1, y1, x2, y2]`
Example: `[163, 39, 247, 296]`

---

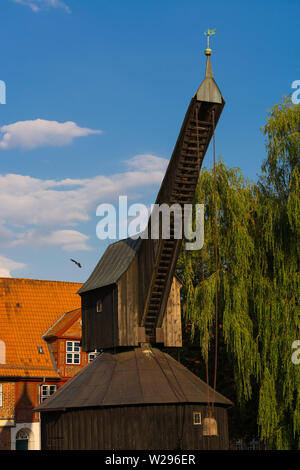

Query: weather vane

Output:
[204, 28, 216, 55]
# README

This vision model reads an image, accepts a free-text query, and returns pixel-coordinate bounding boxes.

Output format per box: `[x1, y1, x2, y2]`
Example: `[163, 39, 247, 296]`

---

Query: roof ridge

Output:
[0, 277, 83, 284]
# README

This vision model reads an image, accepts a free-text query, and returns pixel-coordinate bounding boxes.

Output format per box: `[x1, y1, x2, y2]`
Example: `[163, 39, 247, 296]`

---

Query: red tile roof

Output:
[43, 308, 81, 339]
[0, 278, 82, 378]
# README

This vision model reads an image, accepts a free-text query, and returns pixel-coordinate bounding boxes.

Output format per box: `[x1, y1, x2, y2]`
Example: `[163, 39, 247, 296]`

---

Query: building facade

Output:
[0, 277, 93, 450]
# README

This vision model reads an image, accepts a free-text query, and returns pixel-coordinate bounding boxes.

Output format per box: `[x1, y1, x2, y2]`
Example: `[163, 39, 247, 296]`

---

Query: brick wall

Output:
[0, 427, 11, 450]
[0, 382, 15, 420]
[15, 382, 39, 423]
[0, 382, 15, 451]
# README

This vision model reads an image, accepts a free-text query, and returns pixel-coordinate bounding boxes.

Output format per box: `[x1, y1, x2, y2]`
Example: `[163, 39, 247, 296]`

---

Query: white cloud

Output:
[12, 0, 71, 13]
[0, 119, 101, 150]
[0, 223, 12, 240]
[126, 154, 169, 172]
[0, 154, 167, 227]
[0, 154, 168, 251]
[0, 255, 26, 278]
[12, 229, 91, 252]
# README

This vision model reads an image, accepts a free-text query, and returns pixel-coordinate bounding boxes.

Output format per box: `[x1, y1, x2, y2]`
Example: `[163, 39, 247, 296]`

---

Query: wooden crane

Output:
[138, 53, 224, 343]
[36, 39, 234, 452]
[78, 40, 225, 352]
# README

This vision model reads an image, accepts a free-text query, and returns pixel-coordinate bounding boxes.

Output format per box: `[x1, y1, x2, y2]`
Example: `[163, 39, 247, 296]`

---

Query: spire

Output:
[204, 54, 214, 79]
[195, 29, 223, 104]
[204, 29, 215, 78]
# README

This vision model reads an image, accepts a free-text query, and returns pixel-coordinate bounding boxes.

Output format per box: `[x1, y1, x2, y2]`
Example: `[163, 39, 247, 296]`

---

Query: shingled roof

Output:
[36, 347, 233, 411]
[0, 278, 82, 378]
[77, 237, 141, 295]
[43, 308, 81, 340]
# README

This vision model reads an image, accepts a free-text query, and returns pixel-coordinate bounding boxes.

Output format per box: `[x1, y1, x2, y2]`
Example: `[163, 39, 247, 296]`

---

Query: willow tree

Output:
[255, 97, 300, 449]
[178, 96, 300, 449]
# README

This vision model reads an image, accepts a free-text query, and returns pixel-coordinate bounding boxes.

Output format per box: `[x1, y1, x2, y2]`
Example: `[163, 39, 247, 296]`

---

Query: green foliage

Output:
[178, 97, 300, 449]
[260, 96, 300, 198]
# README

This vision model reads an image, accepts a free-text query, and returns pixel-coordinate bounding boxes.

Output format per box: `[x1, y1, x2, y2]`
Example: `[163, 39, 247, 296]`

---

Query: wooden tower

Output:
[36, 43, 233, 450]
[78, 41, 225, 352]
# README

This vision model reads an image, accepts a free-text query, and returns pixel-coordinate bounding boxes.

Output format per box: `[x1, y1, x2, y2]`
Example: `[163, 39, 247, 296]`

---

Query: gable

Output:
[62, 316, 82, 338]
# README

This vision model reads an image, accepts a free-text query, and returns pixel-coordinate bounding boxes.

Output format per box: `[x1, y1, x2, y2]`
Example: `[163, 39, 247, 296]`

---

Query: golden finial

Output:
[204, 28, 216, 56]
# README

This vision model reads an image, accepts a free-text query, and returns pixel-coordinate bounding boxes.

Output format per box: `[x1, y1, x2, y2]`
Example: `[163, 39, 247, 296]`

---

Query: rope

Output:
[212, 107, 219, 412]
[202, 243, 211, 417]
[195, 106, 212, 418]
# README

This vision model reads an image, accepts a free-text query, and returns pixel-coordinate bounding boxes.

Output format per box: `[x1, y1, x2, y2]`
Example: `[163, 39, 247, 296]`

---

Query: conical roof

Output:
[35, 347, 232, 412]
[195, 50, 223, 104]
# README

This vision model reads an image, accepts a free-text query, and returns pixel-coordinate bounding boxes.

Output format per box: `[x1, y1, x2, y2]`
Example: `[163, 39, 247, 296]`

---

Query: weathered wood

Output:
[161, 276, 182, 347]
[81, 53, 225, 349]
[117, 254, 139, 347]
[138, 97, 224, 342]
[41, 404, 229, 450]
[81, 285, 118, 351]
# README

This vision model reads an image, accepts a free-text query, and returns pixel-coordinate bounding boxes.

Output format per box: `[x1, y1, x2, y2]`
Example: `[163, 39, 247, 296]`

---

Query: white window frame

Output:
[88, 349, 102, 363]
[0, 384, 3, 407]
[66, 341, 81, 365]
[40, 384, 57, 403]
[16, 429, 30, 441]
[193, 411, 202, 425]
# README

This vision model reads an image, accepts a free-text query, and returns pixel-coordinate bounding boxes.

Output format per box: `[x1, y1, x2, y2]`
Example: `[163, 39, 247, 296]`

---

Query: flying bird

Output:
[70, 259, 82, 268]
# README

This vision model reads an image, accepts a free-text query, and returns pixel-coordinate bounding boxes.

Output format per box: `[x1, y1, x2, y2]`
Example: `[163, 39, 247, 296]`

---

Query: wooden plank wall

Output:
[81, 286, 118, 351]
[41, 404, 229, 450]
[162, 276, 182, 347]
[137, 237, 156, 324]
[117, 256, 139, 347]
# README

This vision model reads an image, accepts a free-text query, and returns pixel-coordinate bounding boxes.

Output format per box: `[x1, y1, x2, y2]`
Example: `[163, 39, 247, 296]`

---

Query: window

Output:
[0, 384, 3, 407]
[37, 346, 44, 354]
[193, 411, 202, 425]
[88, 349, 102, 363]
[66, 341, 81, 365]
[16, 429, 30, 451]
[0, 340, 6, 364]
[96, 300, 103, 313]
[40, 385, 57, 403]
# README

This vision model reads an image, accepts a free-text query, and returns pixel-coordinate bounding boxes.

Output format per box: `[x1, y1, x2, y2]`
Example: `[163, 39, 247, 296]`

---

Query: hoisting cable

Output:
[195, 106, 212, 418]
[202, 236, 211, 416]
[212, 107, 219, 412]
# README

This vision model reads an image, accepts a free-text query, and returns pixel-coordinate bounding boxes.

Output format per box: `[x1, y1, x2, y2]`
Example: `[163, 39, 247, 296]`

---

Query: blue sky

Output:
[0, 0, 299, 282]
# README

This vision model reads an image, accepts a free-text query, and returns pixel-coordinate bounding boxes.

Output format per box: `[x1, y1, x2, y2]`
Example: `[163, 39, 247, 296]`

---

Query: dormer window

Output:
[37, 346, 44, 354]
[66, 341, 81, 365]
[96, 300, 103, 313]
